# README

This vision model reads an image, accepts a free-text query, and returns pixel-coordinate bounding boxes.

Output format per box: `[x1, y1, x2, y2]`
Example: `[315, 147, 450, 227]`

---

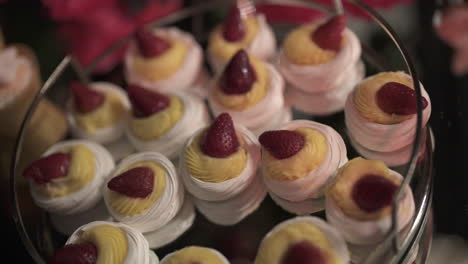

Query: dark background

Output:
[1, 0, 468, 262]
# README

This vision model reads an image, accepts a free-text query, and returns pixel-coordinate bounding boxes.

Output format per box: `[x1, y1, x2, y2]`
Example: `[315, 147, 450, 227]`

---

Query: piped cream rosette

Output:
[67, 82, 131, 144]
[126, 93, 209, 159]
[29, 140, 114, 215]
[325, 170, 415, 245]
[208, 63, 291, 135]
[208, 14, 276, 73]
[124, 27, 206, 95]
[103, 152, 185, 235]
[262, 120, 347, 215]
[160, 246, 229, 264]
[255, 216, 350, 264]
[180, 124, 261, 201]
[66, 221, 159, 264]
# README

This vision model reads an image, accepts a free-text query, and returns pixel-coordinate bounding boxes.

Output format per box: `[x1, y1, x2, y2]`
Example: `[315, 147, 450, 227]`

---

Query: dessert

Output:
[49, 221, 159, 264]
[160, 246, 229, 264]
[344, 71, 432, 166]
[180, 113, 266, 225]
[67, 81, 130, 144]
[207, 5, 276, 72]
[325, 157, 415, 245]
[208, 50, 291, 135]
[259, 120, 347, 215]
[103, 152, 192, 249]
[278, 15, 364, 115]
[125, 84, 209, 159]
[255, 216, 350, 264]
[23, 140, 114, 234]
[124, 27, 208, 97]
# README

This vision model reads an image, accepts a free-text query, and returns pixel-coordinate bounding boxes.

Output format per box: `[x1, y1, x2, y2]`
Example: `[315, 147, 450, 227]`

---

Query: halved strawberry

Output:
[312, 15, 346, 52]
[48, 242, 98, 264]
[222, 6, 246, 42]
[135, 28, 171, 58]
[259, 130, 305, 159]
[71, 81, 105, 114]
[220, 50, 257, 94]
[281, 241, 326, 264]
[107, 167, 154, 198]
[351, 174, 398, 212]
[23, 153, 71, 185]
[200, 113, 240, 158]
[376, 82, 428, 115]
[127, 84, 170, 118]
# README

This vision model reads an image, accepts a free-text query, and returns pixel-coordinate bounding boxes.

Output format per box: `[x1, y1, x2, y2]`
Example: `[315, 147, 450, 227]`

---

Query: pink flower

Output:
[435, 3, 468, 75]
[42, 0, 182, 74]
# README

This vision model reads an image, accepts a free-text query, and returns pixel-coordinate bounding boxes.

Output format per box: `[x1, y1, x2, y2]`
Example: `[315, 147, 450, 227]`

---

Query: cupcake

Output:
[207, 5, 276, 72]
[180, 113, 266, 225]
[208, 50, 291, 135]
[278, 15, 364, 115]
[49, 221, 159, 264]
[325, 157, 415, 245]
[255, 216, 350, 264]
[124, 27, 208, 97]
[0, 44, 67, 160]
[23, 140, 114, 234]
[259, 120, 347, 215]
[160, 246, 229, 264]
[125, 84, 209, 159]
[103, 152, 192, 249]
[344, 71, 432, 166]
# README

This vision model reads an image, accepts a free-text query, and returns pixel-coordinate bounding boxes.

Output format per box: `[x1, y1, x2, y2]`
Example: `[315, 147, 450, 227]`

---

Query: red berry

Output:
[351, 174, 398, 213]
[259, 130, 305, 160]
[135, 28, 171, 58]
[71, 81, 105, 114]
[376, 82, 429, 115]
[220, 50, 257, 94]
[200, 113, 240, 158]
[48, 242, 97, 264]
[23, 153, 71, 185]
[281, 241, 326, 264]
[127, 84, 170, 118]
[312, 15, 346, 52]
[107, 167, 154, 198]
[222, 6, 246, 42]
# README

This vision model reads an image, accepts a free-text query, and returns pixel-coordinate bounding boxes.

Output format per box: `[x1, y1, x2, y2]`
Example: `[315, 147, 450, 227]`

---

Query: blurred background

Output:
[1, 0, 468, 262]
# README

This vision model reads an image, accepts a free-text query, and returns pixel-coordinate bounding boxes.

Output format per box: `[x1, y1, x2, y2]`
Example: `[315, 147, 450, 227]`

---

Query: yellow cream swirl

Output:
[107, 161, 167, 216]
[262, 128, 328, 181]
[80, 225, 128, 264]
[164, 246, 225, 264]
[129, 95, 184, 141]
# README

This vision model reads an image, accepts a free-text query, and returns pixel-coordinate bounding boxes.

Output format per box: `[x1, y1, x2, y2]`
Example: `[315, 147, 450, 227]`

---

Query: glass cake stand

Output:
[9, 0, 433, 263]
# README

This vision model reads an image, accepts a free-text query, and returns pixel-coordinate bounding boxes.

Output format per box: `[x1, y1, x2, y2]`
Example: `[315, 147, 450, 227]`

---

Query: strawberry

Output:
[23, 153, 71, 185]
[351, 174, 398, 212]
[281, 241, 326, 264]
[107, 167, 154, 198]
[222, 6, 246, 42]
[259, 130, 305, 159]
[312, 15, 347, 52]
[127, 84, 170, 118]
[135, 28, 171, 58]
[71, 81, 105, 114]
[220, 50, 257, 94]
[376, 82, 429, 115]
[48, 242, 98, 264]
[200, 113, 240, 158]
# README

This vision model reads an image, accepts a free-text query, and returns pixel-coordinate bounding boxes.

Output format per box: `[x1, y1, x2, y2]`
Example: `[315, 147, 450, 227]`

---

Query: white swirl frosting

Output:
[29, 140, 115, 215]
[0, 46, 32, 108]
[124, 27, 204, 94]
[126, 92, 209, 159]
[103, 152, 184, 234]
[180, 124, 261, 202]
[67, 82, 131, 144]
[66, 221, 159, 264]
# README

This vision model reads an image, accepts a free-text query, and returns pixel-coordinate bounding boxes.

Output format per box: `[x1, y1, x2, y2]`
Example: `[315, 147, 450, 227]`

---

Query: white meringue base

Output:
[325, 170, 415, 245]
[67, 82, 131, 144]
[49, 200, 113, 236]
[144, 195, 196, 249]
[160, 247, 229, 264]
[269, 192, 325, 215]
[192, 171, 267, 226]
